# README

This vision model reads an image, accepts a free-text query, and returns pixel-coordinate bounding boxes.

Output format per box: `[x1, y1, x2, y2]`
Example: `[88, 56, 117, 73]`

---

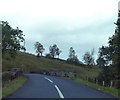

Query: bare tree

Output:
[69, 47, 75, 59]
[67, 47, 79, 64]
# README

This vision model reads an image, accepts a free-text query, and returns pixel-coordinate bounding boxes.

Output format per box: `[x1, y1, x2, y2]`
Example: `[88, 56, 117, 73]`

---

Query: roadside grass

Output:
[2, 76, 27, 98]
[70, 77, 120, 98]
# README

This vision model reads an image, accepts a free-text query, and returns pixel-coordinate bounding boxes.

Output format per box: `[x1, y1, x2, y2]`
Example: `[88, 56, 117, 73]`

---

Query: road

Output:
[7, 74, 117, 98]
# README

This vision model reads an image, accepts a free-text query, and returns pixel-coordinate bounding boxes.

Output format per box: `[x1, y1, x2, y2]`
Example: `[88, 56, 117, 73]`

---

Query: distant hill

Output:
[2, 52, 101, 79]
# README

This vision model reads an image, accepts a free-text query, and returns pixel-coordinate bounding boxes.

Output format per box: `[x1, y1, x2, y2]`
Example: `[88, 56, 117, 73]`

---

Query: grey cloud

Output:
[1, 11, 116, 61]
[23, 17, 115, 61]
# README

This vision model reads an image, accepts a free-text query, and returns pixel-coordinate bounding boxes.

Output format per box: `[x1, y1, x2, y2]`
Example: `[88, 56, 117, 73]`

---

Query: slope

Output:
[2, 51, 101, 79]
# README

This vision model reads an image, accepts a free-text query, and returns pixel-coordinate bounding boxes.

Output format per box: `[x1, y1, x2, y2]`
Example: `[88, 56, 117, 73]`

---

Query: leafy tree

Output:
[96, 56, 106, 67]
[49, 44, 61, 58]
[96, 46, 112, 67]
[83, 49, 95, 65]
[2, 21, 26, 58]
[97, 10, 120, 85]
[34, 42, 45, 57]
[56, 48, 62, 58]
[49, 44, 57, 58]
[110, 10, 120, 79]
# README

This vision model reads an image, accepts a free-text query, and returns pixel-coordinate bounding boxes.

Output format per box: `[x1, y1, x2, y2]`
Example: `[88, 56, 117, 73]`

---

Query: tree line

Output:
[1, 21, 26, 58]
[34, 41, 95, 65]
[96, 10, 120, 87]
[34, 43, 62, 59]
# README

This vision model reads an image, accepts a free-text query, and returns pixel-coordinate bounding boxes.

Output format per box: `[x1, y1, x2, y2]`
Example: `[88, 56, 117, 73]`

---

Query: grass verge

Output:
[2, 76, 27, 98]
[70, 77, 120, 98]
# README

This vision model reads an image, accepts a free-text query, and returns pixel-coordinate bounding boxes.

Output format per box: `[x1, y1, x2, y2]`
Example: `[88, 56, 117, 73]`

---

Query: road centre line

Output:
[44, 77, 53, 83]
[44, 77, 64, 98]
[55, 85, 64, 98]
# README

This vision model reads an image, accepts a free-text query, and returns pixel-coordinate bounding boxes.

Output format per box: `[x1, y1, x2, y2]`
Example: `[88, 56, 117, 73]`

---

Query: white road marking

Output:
[54, 85, 64, 98]
[44, 77, 64, 98]
[44, 77, 53, 83]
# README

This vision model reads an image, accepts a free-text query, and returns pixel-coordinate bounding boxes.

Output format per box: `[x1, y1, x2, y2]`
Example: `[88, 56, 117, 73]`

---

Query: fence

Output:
[84, 77, 120, 89]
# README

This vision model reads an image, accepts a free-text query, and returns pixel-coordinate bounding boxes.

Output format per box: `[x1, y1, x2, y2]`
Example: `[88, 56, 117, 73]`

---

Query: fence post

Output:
[102, 81, 105, 86]
[110, 80, 113, 88]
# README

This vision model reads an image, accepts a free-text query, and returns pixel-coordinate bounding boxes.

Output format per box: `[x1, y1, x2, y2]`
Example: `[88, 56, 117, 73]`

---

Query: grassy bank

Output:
[70, 77, 120, 98]
[2, 76, 27, 98]
[2, 52, 101, 80]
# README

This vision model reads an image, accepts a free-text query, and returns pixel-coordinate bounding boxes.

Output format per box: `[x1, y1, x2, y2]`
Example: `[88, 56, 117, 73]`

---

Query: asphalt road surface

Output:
[7, 74, 117, 98]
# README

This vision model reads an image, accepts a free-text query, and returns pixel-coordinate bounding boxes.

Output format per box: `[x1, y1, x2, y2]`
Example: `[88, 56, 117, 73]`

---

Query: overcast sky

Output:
[0, 0, 119, 61]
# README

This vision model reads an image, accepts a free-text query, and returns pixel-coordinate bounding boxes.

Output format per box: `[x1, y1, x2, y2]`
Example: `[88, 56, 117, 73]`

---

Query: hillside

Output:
[2, 52, 101, 80]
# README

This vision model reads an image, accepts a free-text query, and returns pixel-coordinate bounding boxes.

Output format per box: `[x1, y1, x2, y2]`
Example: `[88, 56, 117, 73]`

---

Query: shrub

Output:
[2, 72, 12, 82]
[2, 72, 12, 86]
[112, 80, 120, 88]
